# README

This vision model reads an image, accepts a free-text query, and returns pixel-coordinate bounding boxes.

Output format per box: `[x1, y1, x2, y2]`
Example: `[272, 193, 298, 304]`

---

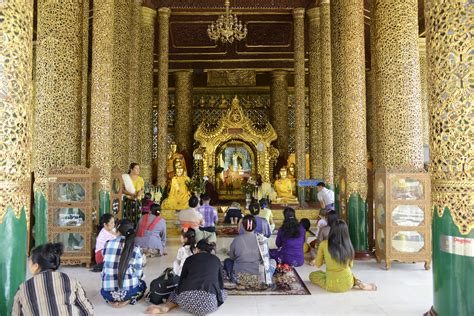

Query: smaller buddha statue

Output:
[218, 95, 228, 108]
[161, 163, 191, 210]
[199, 96, 206, 107]
[167, 142, 186, 180]
[274, 167, 298, 204]
[287, 162, 297, 194]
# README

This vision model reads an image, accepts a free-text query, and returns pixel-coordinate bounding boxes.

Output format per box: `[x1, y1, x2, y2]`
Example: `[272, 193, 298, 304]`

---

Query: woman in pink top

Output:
[95, 214, 117, 265]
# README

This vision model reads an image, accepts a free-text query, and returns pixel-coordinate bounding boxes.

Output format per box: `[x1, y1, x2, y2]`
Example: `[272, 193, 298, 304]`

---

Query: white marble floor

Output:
[61, 237, 433, 316]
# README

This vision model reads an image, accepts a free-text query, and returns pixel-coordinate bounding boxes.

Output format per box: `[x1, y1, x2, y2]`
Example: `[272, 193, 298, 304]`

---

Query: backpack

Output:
[147, 268, 180, 304]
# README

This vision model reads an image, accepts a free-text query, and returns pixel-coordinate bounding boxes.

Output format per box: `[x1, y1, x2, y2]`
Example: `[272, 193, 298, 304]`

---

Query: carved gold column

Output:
[418, 37, 429, 152]
[320, 0, 334, 186]
[34, 0, 86, 244]
[0, 2, 33, 315]
[293, 8, 306, 203]
[156, 7, 171, 187]
[366, 70, 377, 161]
[307, 7, 323, 181]
[80, 0, 90, 165]
[129, 0, 143, 164]
[373, 0, 424, 171]
[330, 0, 368, 251]
[91, 0, 133, 215]
[111, 0, 132, 173]
[270, 70, 289, 165]
[174, 70, 194, 169]
[138, 6, 156, 182]
[425, 0, 473, 314]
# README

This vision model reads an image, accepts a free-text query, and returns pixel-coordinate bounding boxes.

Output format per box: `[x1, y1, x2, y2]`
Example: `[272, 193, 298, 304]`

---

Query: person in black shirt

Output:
[145, 240, 227, 315]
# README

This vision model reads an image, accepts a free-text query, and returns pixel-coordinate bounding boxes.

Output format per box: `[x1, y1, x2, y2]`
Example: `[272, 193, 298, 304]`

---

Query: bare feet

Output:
[308, 259, 316, 266]
[107, 300, 130, 308]
[145, 302, 177, 314]
[355, 279, 378, 291]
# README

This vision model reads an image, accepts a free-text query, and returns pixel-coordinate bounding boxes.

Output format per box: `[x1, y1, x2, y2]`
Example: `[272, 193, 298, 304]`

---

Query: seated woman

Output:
[269, 207, 306, 267]
[135, 204, 167, 257]
[178, 195, 203, 230]
[259, 198, 275, 232]
[225, 215, 276, 288]
[145, 240, 226, 315]
[93, 214, 117, 270]
[12, 243, 93, 315]
[309, 220, 377, 292]
[173, 228, 196, 276]
[141, 192, 154, 214]
[101, 219, 146, 307]
[239, 203, 271, 238]
[223, 202, 243, 224]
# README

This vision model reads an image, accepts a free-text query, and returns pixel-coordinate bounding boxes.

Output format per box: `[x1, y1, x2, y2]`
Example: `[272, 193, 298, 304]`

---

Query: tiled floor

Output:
[61, 237, 433, 316]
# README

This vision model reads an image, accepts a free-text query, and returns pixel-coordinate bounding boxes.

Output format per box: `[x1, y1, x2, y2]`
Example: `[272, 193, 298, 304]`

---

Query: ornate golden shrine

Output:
[194, 96, 279, 185]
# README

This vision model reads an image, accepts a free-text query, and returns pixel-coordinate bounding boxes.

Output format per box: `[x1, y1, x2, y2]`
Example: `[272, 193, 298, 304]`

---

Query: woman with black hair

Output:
[94, 213, 117, 267]
[145, 240, 226, 315]
[269, 207, 306, 267]
[225, 215, 275, 287]
[135, 203, 167, 257]
[12, 243, 93, 315]
[309, 220, 377, 292]
[101, 219, 147, 307]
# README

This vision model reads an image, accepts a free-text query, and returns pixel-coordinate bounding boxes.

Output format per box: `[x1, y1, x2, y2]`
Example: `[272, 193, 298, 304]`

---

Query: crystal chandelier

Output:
[207, 0, 247, 44]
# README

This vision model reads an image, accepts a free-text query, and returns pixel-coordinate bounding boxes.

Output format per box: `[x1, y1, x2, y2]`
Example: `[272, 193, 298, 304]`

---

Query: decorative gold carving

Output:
[34, 0, 84, 194]
[320, 1, 333, 185]
[174, 71, 194, 157]
[331, 0, 367, 199]
[129, 0, 143, 164]
[138, 6, 156, 182]
[366, 71, 377, 161]
[293, 8, 306, 182]
[0, 0, 33, 223]
[373, 0, 424, 172]
[207, 70, 256, 87]
[194, 97, 278, 183]
[425, 0, 473, 234]
[156, 7, 171, 186]
[270, 71, 289, 160]
[418, 37, 430, 148]
[90, 0, 114, 190]
[307, 8, 323, 180]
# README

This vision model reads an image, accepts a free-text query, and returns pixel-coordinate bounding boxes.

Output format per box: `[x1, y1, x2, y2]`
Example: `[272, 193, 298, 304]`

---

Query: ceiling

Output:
[147, 0, 425, 72]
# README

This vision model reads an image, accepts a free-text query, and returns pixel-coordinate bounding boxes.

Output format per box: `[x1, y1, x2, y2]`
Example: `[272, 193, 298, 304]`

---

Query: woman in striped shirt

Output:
[11, 243, 93, 316]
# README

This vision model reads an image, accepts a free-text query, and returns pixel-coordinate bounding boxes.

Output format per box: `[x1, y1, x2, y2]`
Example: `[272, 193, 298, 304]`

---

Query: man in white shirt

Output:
[178, 195, 203, 230]
[316, 182, 335, 211]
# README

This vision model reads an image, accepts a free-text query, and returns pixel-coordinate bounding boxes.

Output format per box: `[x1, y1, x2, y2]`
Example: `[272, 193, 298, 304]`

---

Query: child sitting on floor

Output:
[299, 218, 315, 254]
[172, 228, 196, 276]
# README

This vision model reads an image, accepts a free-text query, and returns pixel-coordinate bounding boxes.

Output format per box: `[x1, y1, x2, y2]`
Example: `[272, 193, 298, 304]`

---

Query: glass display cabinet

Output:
[47, 166, 100, 267]
[111, 166, 124, 219]
[374, 169, 431, 270]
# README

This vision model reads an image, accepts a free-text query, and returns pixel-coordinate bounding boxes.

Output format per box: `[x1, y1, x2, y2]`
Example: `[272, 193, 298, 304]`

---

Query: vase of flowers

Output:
[241, 182, 256, 209]
[186, 177, 208, 200]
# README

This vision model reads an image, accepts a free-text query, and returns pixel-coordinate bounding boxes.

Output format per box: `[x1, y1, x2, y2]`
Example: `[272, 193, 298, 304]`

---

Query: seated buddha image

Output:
[288, 162, 297, 194]
[161, 162, 191, 210]
[274, 167, 298, 204]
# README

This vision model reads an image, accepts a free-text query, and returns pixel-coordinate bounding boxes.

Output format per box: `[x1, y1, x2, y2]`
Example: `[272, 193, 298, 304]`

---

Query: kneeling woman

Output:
[145, 240, 226, 315]
[101, 219, 147, 307]
[225, 215, 275, 287]
[135, 203, 167, 257]
[309, 220, 377, 292]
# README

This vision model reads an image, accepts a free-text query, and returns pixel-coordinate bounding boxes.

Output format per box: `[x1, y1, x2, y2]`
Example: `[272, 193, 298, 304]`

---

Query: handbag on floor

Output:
[147, 267, 180, 304]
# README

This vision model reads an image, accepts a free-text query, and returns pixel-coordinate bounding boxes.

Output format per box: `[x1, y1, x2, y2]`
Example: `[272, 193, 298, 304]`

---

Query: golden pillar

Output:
[373, 0, 424, 171]
[128, 0, 143, 164]
[418, 37, 429, 151]
[0, 2, 33, 315]
[80, 0, 90, 165]
[307, 7, 323, 180]
[293, 8, 306, 198]
[90, 0, 133, 214]
[34, 0, 86, 244]
[425, 0, 473, 314]
[320, 0, 334, 185]
[330, 0, 367, 250]
[156, 7, 171, 187]
[138, 6, 157, 182]
[366, 70, 377, 161]
[270, 70, 289, 164]
[174, 71, 194, 165]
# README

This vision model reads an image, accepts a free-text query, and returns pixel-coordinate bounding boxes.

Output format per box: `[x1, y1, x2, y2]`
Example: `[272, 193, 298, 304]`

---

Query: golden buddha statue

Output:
[287, 162, 297, 194]
[161, 163, 191, 210]
[167, 142, 186, 179]
[274, 167, 298, 204]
